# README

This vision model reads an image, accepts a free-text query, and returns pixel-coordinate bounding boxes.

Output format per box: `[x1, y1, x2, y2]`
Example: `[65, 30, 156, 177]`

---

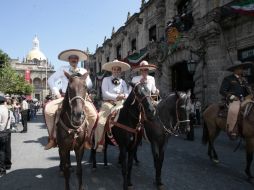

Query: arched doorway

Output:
[171, 61, 194, 92]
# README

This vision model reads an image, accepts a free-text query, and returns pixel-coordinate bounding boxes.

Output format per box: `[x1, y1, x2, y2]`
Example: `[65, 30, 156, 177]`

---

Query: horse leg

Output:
[127, 148, 135, 188]
[151, 142, 164, 189]
[89, 148, 97, 170]
[59, 149, 71, 190]
[120, 146, 128, 190]
[103, 142, 108, 167]
[134, 147, 140, 165]
[245, 152, 253, 178]
[75, 147, 85, 190]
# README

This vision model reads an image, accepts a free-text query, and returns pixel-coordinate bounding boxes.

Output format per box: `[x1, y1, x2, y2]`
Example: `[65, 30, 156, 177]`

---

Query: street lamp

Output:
[187, 59, 197, 74]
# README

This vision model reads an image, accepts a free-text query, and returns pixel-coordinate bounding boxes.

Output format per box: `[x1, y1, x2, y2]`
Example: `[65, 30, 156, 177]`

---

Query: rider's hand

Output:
[116, 94, 125, 101]
[56, 94, 62, 99]
[229, 95, 238, 102]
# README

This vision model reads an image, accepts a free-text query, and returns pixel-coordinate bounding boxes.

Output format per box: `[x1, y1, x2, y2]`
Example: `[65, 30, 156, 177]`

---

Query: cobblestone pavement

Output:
[0, 110, 253, 190]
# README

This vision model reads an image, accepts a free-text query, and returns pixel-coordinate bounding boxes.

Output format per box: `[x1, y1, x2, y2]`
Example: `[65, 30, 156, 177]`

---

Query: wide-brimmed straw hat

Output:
[132, 60, 157, 72]
[102, 59, 131, 72]
[58, 49, 88, 62]
[226, 60, 253, 72]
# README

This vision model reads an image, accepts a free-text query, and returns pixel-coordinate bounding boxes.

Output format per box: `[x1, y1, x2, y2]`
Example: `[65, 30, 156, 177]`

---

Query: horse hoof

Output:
[212, 159, 219, 164]
[92, 167, 97, 172]
[127, 184, 133, 190]
[245, 169, 254, 179]
[157, 184, 165, 190]
[104, 164, 109, 168]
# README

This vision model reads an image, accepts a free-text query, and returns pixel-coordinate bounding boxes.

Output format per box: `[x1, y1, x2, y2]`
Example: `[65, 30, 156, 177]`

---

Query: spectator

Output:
[20, 96, 28, 133]
[0, 95, 14, 177]
[194, 99, 201, 125]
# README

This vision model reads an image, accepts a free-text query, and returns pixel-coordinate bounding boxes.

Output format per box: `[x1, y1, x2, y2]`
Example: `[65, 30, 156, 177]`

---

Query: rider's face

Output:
[234, 68, 244, 76]
[112, 66, 122, 78]
[68, 55, 79, 68]
[140, 69, 149, 77]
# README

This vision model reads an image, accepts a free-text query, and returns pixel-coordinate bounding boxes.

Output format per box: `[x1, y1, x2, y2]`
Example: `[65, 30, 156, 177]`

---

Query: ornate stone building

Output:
[94, 0, 254, 107]
[10, 36, 55, 100]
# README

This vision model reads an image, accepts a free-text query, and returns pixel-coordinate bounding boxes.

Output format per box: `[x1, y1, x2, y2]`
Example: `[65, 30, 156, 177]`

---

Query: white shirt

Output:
[131, 75, 157, 94]
[21, 100, 28, 110]
[48, 66, 92, 96]
[101, 76, 128, 101]
[0, 105, 13, 131]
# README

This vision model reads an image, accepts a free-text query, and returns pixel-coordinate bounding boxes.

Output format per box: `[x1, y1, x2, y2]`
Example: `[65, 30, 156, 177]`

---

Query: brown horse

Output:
[202, 102, 254, 179]
[57, 72, 89, 190]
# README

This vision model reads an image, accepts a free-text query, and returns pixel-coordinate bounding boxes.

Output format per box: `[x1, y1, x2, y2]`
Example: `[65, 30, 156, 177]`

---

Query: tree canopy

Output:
[0, 49, 33, 95]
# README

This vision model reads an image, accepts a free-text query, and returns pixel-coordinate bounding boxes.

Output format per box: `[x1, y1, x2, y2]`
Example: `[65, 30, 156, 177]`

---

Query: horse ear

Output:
[128, 82, 135, 88]
[64, 71, 71, 80]
[81, 72, 89, 80]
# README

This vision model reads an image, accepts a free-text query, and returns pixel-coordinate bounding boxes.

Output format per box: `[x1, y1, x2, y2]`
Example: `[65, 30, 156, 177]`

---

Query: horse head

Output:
[175, 90, 191, 130]
[64, 71, 88, 128]
[128, 82, 156, 120]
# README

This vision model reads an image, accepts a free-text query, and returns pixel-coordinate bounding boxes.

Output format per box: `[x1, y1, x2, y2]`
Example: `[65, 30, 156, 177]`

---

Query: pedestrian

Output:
[0, 95, 14, 177]
[194, 98, 201, 125]
[185, 96, 195, 141]
[20, 95, 28, 133]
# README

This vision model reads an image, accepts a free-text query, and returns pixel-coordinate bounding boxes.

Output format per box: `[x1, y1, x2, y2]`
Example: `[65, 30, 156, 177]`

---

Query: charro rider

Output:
[44, 49, 98, 150]
[94, 59, 130, 152]
[219, 60, 252, 139]
[131, 60, 159, 97]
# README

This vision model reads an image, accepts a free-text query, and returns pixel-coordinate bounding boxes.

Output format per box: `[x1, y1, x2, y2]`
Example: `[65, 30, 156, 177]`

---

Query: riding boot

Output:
[44, 138, 57, 150]
[84, 137, 92, 150]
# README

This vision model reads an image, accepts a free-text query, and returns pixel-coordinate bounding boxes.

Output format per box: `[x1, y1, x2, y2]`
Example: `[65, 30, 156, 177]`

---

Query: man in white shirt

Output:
[20, 96, 28, 133]
[0, 95, 13, 176]
[131, 60, 159, 96]
[94, 60, 130, 152]
[44, 49, 98, 150]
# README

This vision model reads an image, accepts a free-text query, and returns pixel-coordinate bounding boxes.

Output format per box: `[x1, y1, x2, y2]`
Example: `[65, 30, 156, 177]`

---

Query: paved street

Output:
[0, 111, 253, 190]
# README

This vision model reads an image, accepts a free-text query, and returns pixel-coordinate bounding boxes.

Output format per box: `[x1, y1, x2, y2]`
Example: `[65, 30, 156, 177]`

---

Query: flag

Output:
[25, 70, 30, 83]
[230, 0, 254, 16]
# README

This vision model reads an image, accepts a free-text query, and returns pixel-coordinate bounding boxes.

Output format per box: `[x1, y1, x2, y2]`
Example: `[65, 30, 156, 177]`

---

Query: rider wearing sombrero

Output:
[219, 60, 252, 139]
[44, 49, 98, 150]
[94, 60, 130, 152]
[131, 60, 159, 96]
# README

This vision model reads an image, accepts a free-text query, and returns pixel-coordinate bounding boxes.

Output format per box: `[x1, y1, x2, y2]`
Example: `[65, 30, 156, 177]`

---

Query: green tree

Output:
[0, 49, 33, 95]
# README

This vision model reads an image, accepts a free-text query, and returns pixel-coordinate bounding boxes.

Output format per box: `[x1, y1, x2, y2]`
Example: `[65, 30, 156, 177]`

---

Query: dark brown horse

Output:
[57, 72, 88, 190]
[203, 102, 254, 179]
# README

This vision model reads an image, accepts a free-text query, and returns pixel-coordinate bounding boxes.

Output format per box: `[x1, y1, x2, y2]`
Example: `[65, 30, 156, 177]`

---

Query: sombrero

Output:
[226, 60, 253, 72]
[102, 59, 131, 72]
[58, 49, 88, 62]
[132, 60, 157, 72]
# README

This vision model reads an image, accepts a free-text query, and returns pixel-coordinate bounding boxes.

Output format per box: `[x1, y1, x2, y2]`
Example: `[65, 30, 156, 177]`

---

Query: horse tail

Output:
[202, 120, 209, 145]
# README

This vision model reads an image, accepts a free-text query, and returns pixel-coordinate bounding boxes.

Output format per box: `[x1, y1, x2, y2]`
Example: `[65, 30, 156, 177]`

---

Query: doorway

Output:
[171, 61, 194, 92]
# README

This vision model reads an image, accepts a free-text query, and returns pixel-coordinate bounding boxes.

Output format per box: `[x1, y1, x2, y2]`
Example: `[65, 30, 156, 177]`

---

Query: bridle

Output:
[162, 93, 190, 135]
[66, 78, 88, 129]
[130, 82, 154, 122]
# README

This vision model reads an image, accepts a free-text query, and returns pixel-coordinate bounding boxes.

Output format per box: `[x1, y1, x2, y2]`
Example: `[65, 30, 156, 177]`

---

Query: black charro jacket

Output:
[219, 74, 250, 99]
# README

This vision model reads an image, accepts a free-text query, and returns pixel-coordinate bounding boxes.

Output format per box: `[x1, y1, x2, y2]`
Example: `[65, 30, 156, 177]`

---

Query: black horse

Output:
[57, 72, 88, 190]
[91, 85, 191, 189]
[91, 82, 156, 190]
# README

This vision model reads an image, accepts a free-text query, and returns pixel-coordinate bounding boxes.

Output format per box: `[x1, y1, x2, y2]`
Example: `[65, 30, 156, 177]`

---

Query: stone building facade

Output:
[94, 0, 254, 107]
[10, 36, 54, 101]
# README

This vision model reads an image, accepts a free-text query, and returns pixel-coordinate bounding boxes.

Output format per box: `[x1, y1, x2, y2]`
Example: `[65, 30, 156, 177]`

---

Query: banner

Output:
[25, 70, 30, 83]
[230, 0, 254, 16]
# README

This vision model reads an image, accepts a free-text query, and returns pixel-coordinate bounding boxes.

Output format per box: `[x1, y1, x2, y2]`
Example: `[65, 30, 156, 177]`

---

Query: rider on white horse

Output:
[94, 60, 130, 152]
[44, 49, 98, 150]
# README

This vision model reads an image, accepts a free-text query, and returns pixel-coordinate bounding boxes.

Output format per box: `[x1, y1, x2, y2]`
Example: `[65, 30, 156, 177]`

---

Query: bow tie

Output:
[112, 78, 120, 86]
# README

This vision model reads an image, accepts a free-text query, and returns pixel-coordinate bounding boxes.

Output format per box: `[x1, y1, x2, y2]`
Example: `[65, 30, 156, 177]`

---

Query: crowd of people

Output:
[0, 94, 42, 177]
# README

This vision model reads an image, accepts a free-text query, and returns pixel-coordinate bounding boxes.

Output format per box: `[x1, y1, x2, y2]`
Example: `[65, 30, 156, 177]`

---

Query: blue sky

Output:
[0, 0, 141, 69]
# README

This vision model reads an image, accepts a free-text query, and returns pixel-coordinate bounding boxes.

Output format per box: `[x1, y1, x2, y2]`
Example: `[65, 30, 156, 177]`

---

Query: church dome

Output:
[26, 36, 47, 61]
